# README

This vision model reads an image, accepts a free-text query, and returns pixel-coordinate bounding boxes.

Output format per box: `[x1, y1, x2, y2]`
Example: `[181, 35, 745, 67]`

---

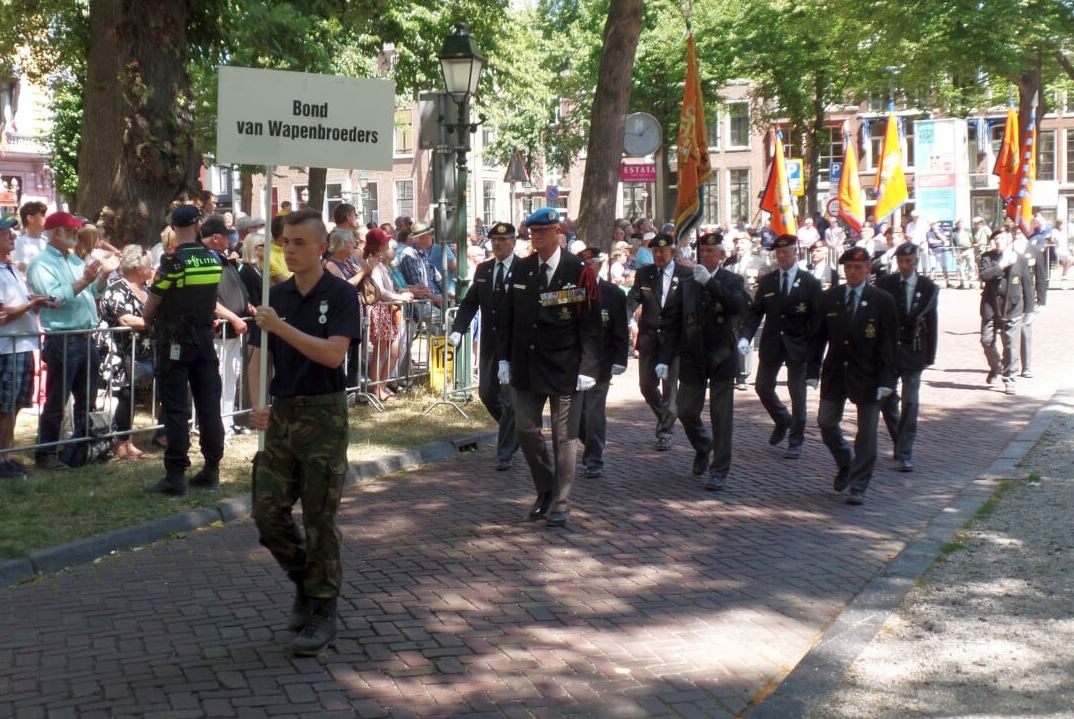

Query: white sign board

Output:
[216, 66, 395, 170]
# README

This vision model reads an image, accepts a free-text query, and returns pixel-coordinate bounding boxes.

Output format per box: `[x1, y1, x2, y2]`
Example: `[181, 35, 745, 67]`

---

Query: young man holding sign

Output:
[247, 209, 361, 656]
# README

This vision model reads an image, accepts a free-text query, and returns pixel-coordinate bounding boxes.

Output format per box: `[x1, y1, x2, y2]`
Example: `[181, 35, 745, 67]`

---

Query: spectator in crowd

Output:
[199, 190, 217, 216]
[926, 220, 951, 282]
[27, 212, 120, 469]
[238, 231, 265, 307]
[365, 229, 412, 402]
[235, 216, 266, 255]
[394, 216, 413, 236]
[332, 203, 359, 234]
[796, 216, 820, 253]
[324, 227, 373, 390]
[398, 222, 444, 312]
[14, 201, 48, 275]
[278, 200, 292, 216]
[379, 222, 395, 238]
[952, 219, 977, 286]
[1052, 218, 1070, 285]
[100, 245, 155, 460]
[74, 223, 119, 262]
[474, 217, 487, 242]
[268, 215, 292, 286]
[202, 215, 251, 437]
[824, 217, 846, 250]
[634, 232, 654, 268]
[0, 216, 50, 477]
[803, 238, 840, 289]
[429, 231, 458, 302]
[150, 225, 178, 269]
[972, 216, 991, 260]
[609, 241, 632, 288]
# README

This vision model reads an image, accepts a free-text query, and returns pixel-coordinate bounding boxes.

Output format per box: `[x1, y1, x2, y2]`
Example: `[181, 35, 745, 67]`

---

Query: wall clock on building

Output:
[623, 112, 662, 156]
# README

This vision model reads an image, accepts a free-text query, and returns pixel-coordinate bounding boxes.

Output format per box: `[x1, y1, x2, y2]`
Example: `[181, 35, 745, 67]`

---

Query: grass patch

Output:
[975, 478, 1014, 520]
[0, 389, 491, 558]
[940, 539, 966, 555]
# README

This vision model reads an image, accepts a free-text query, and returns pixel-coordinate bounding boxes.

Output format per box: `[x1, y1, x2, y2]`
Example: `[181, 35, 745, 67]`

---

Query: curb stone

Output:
[748, 387, 1074, 718]
[0, 429, 497, 589]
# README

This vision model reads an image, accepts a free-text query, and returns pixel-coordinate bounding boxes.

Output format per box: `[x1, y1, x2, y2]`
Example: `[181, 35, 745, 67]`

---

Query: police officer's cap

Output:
[651, 232, 674, 249]
[697, 231, 724, 247]
[525, 207, 560, 227]
[894, 241, 918, 257]
[489, 221, 516, 238]
[577, 246, 605, 261]
[200, 215, 229, 239]
[170, 204, 201, 228]
[839, 246, 871, 264]
[772, 234, 797, 250]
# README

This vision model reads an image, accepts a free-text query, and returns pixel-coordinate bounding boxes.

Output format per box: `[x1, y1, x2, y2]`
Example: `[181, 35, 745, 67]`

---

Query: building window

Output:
[361, 182, 379, 225]
[702, 172, 720, 224]
[817, 127, 845, 184]
[707, 111, 719, 149]
[395, 179, 414, 218]
[482, 127, 497, 168]
[990, 122, 1006, 159]
[1037, 129, 1056, 181]
[1066, 91, 1074, 114]
[903, 118, 915, 169]
[622, 182, 649, 218]
[294, 184, 309, 208]
[394, 108, 413, 155]
[728, 169, 750, 223]
[482, 180, 496, 223]
[728, 102, 750, 148]
[1066, 129, 1074, 183]
[972, 196, 1003, 229]
[326, 183, 344, 220]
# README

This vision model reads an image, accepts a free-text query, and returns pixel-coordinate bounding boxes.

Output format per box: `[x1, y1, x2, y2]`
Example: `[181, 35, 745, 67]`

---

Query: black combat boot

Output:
[147, 470, 187, 496]
[189, 463, 220, 489]
[289, 597, 337, 656]
[287, 571, 311, 632]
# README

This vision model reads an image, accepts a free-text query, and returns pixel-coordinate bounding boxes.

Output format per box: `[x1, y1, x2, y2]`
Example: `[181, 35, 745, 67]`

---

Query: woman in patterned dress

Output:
[364, 229, 411, 403]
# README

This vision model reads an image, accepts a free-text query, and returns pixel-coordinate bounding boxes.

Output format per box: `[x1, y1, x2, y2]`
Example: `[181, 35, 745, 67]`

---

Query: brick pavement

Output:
[1, 290, 1071, 719]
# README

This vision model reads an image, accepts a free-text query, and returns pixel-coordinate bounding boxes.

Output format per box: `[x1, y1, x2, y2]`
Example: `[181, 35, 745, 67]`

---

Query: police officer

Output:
[878, 242, 938, 472]
[449, 221, 519, 471]
[627, 232, 691, 451]
[978, 228, 1034, 394]
[247, 208, 362, 656]
[676, 233, 750, 490]
[1013, 229, 1047, 378]
[498, 207, 602, 528]
[741, 234, 822, 460]
[808, 246, 898, 505]
[141, 204, 224, 496]
[576, 246, 629, 478]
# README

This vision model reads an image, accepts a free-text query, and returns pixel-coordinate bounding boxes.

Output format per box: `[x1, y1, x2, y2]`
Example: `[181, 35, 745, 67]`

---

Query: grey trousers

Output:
[980, 313, 1022, 381]
[1020, 310, 1034, 372]
[677, 377, 734, 479]
[755, 357, 807, 446]
[818, 396, 881, 493]
[579, 380, 610, 471]
[513, 389, 582, 513]
[881, 370, 923, 462]
[478, 351, 519, 462]
[638, 351, 678, 439]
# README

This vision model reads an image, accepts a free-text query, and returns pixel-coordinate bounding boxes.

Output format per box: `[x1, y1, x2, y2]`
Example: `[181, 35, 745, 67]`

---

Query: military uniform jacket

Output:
[1019, 242, 1048, 308]
[450, 256, 512, 362]
[677, 269, 751, 383]
[979, 249, 1034, 320]
[498, 251, 602, 395]
[725, 253, 769, 296]
[808, 284, 898, 405]
[876, 272, 938, 372]
[594, 279, 629, 383]
[627, 262, 692, 366]
[743, 268, 822, 365]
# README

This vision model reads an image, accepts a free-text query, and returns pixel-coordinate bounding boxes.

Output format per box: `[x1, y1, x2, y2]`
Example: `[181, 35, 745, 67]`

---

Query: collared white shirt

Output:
[845, 282, 865, 313]
[660, 260, 676, 308]
[539, 247, 561, 286]
[494, 253, 515, 282]
[0, 259, 40, 354]
[778, 264, 798, 294]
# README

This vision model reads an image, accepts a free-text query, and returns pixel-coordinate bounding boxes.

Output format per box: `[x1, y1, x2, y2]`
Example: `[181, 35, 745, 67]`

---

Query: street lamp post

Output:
[439, 23, 484, 396]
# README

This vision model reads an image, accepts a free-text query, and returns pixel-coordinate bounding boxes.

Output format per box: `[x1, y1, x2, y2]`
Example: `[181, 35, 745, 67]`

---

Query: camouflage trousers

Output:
[252, 392, 349, 599]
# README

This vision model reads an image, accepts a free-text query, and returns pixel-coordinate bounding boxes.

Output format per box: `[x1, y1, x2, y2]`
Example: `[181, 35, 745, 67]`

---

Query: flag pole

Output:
[257, 164, 273, 452]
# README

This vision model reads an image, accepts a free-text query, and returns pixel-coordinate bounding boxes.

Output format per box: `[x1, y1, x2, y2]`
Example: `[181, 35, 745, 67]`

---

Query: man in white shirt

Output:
[13, 201, 48, 276]
[796, 217, 820, 254]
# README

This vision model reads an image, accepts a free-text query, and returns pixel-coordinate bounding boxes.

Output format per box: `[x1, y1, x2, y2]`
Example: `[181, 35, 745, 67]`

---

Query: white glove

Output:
[876, 387, 894, 400]
[448, 331, 462, 347]
[1036, 304, 1045, 314]
[654, 363, 669, 380]
[497, 360, 511, 385]
[693, 264, 712, 285]
[611, 364, 627, 376]
[806, 378, 819, 390]
[737, 338, 750, 355]
[576, 374, 596, 392]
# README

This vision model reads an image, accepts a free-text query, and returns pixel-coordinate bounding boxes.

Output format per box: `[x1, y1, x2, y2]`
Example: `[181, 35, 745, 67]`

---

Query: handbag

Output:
[357, 274, 381, 305]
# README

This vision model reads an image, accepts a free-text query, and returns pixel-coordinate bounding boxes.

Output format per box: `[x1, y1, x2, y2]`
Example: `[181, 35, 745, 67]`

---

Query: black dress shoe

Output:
[496, 459, 511, 472]
[846, 489, 865, 505]
[783, 444, 802, 460]
[897, 458, 914, 472]
[768, 423, 788, 446]
[584, 466, 603, 478]
[985, 370, 997, 384]
[546, 511, 568, 528]
[656, 436, 673, 452]
[704, 474, 725, 491]
[526, 492, 552, 522]
[692, 451, 710, 476]
[833, 468, 849, 492]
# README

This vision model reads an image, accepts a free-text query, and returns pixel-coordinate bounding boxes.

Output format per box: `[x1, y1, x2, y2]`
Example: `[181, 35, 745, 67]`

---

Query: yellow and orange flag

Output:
[873, 110, 908, 223]
[1009, 107, 1036, 232]
[673, 32, 712, 243]
[836, 131, 865, 232]
[992, 106, 1020, 203]
[759, 129, 797, 235]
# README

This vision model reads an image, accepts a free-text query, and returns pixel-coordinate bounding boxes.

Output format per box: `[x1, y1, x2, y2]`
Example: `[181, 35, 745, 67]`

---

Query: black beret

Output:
[489, 221, 516, 237]
[772, 234, 797, 250]
[894, 241, 918, 257]
[651, 232, 675, 249]
[839, 246, 871, 264]
[697, 231, 724, 247]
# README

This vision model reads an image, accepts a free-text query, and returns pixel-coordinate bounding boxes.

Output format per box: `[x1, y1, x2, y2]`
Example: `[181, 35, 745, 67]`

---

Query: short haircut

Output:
[327, 228, 355, 255]
[19, 201, 47, 225]
[270, 214, 284, 240]
[282, 208, 327, 241]
[120, 243, 149, 273]
[332, 203, 356, 225]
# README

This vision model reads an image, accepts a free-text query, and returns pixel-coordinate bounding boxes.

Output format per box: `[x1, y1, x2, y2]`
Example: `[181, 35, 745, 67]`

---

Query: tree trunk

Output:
[76, 0, 196, 248]
[307, 167, 327, 211]
[576, 0, 643, 251]
[805, 71, 826, 219]
[240, 167, 253, 215]
[1015, 53, 1046, 142]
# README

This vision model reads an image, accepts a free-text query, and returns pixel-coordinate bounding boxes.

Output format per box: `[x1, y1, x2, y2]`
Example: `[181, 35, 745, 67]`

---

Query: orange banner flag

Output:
[992, 106, 1020, 203]
[836, 132, 864, 232]
[1009, 109, 1036, 232]
[873, 111, 908, 223]
[673, 32, 712, 243]
[759, 129, 797, 235]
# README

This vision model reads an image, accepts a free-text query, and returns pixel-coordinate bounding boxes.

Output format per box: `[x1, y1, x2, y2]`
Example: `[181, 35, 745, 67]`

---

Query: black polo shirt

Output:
[249, 271, 361, 398]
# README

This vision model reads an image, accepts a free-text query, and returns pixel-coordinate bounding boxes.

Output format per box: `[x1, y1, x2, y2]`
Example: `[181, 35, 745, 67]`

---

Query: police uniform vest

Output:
[149, 242, 223, 343]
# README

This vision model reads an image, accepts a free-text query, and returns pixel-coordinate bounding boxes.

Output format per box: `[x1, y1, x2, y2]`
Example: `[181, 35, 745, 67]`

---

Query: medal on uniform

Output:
[318, 299, 328, 325]
[865, 320, 877, 338]
[796, 302, 807, 313]
[559, 307, 571, 320]
[601, 308, 609, 325]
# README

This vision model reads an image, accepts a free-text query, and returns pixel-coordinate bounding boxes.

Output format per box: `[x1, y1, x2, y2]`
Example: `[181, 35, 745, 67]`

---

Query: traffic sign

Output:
[546, 185, 559, 201]
[829, 160, 843, 186]
[787, 159, 804, 196]
[826, 197, 840, 216]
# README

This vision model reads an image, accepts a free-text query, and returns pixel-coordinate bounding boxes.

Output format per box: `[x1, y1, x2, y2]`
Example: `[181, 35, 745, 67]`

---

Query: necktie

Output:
[538, 262, 550, 290]
[494, 262, 504, 292]
[900, 279, 908, 311]
[846, 288, 857, 317]
[781, 272, 790, 296]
